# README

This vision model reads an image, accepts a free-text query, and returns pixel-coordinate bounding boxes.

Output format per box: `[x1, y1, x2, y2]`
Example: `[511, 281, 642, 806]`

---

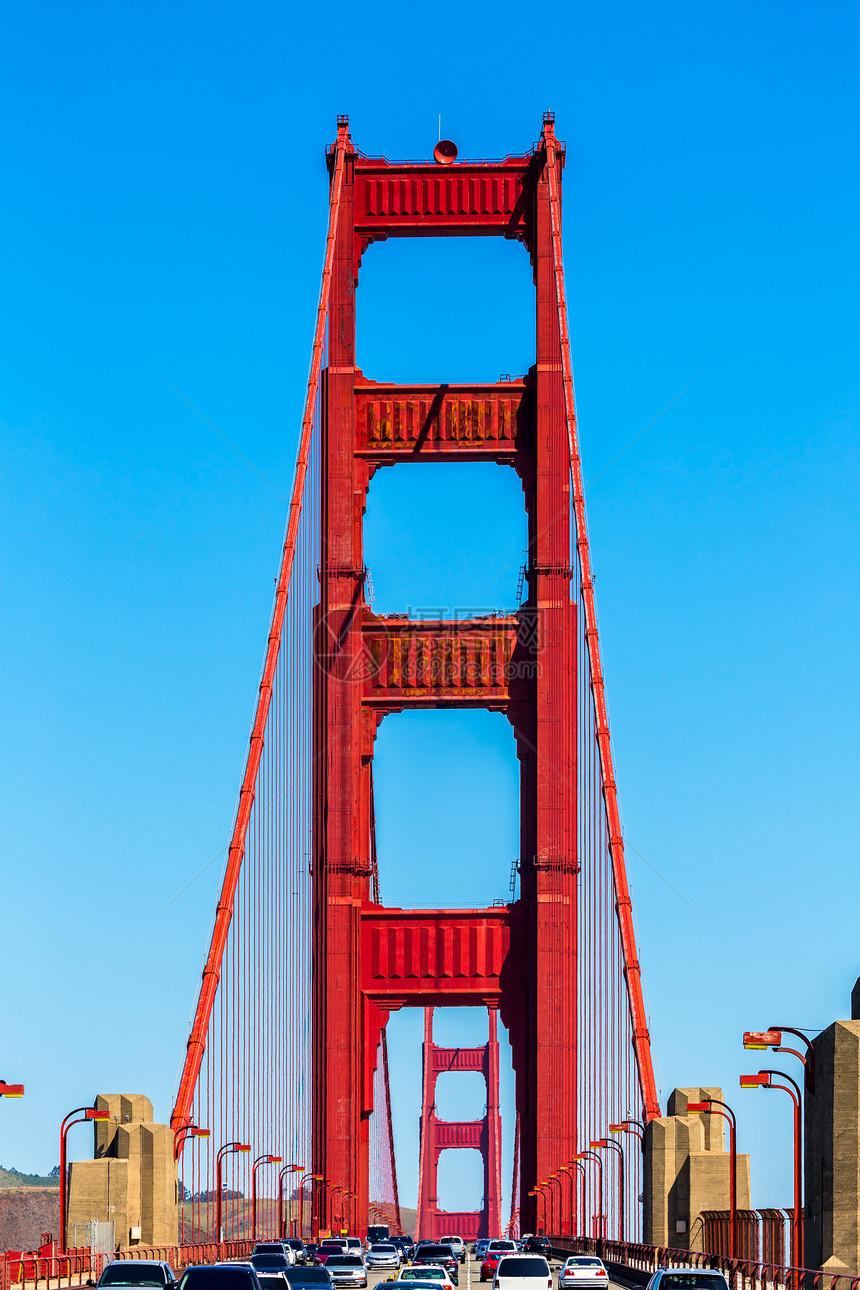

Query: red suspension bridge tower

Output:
[416, 1008, 502, 1242]
[170, 114, 658, 1246]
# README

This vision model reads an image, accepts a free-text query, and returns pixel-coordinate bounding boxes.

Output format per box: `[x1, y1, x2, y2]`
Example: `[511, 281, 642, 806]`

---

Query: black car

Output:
[284, 1272, 333, 1289]
[94, 1265, 178, 1290]
[523, 1238, 552, 1257]
[412, 1247, 459, 1284]
[180, 1269, 262, 1290]
[251, 1257, 291, 1274]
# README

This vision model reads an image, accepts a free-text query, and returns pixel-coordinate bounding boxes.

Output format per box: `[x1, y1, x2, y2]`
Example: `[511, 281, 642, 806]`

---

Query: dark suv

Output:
[523, 1238, 552, 1257]
[180, 1269, 262, 1290]
[412, 1246, 459, 1284]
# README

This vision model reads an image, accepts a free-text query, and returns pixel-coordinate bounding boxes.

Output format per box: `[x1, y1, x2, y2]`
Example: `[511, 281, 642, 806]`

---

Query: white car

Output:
[366, 1246, 400, 1272]
[558, 1258, 609, 1289]
[439, 1239, 466, 1265]
[494, 1256, 553, 1290]
[396, 1268, 455, 1289]
[644, 1274, 729, 1290]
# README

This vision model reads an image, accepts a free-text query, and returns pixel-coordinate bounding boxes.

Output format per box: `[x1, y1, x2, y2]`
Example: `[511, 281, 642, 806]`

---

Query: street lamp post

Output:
[688, 1099, 737, 1259]
[740, 1071, 803, 1268]
[173, 1124, 210, 1161]
[328, 1184, 344, 1230]
[215, 1142, 251, 1244]
[295, 1173, 323, 1240]
[337, 1191, 355, 1233]
[546, 1175, 563, 1233]
[251, 1154, 282, 1239]
[277, 1164, 304, 1236]
[60, 1105, 110, 1251]
[743, 1029, 815, 1094]
[592, 1139, 626, 1241]
[609, 1121, 645, 1153]
[576, 1152, 605, 1239]
[560, 1162, 586, 1234]
[528, 1187, 547, 1234]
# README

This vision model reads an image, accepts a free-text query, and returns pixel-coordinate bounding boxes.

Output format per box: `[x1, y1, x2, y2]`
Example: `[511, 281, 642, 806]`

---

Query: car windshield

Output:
[401, 1271, 446, 1281]
[660, 1280, 727, 1290]
[101, 1275, 166, 1288]
[567, 1261, 603, 1269]
[324, 1259, 362, 1268]
[252, 1259, 287, 1269]
[100, 1273, 167, 1289]
[371, 1246, 396, 1253]
[181, 1274, 255, 1290]
[489, 1244, 516, 1252]
[496, 1261, 549, 1277]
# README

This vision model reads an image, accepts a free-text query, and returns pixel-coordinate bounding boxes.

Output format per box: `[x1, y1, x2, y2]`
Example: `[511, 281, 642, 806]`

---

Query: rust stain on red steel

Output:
[355, 379, 530, 458]
[362, 615, 518, 707]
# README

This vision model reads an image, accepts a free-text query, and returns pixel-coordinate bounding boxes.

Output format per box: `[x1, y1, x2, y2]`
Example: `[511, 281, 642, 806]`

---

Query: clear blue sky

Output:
[2, 0, 859, 1223]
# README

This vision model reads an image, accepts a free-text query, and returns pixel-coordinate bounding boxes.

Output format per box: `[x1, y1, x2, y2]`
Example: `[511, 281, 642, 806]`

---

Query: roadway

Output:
[363, 1252, 627, 1290]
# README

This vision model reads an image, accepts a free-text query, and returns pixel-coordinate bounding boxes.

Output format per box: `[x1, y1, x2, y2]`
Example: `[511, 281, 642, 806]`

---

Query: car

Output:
[321, 1257, 367, 1289]
[439, 1239, 466, 1266]
[494, 1257, 552, 1290]
[366, 1245, 401, 1271]
[317, 1245, 349, 1266]
[367, 1225, 391, 1245]
[257, 1276, 291, 1290]
[411, 1246, 459, 1284]
[522, 1240, 551, 1259]
[94, 1264, 178, 1290]
[473, 1243, 490, 1260]
[282, 1242, 305, 1264]
[179, 1269, 262, 1290]
[303, 1248, 323, 1266]
[395, 1270, 454, 1290]
[389, 1283, 448, 1290]
[251, 1258, 291, 1276]
[645, 1275, 730, 1290]
[255, 1246, 296, 1267]
[558, 1258, 608, 1289]
[284, 1271, 333, 1290]
[481, 1244, 519, 1283]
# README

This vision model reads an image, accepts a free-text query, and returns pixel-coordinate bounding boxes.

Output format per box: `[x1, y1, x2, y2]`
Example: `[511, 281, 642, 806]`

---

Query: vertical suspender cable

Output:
[170, 130, 348, 1133]
[542, 116, 660, 1122]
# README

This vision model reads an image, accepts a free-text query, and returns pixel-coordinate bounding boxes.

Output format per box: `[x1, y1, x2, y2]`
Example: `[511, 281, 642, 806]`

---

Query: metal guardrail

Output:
[550, 1235, 860, 1290]
[0, 1241, 256, 1290]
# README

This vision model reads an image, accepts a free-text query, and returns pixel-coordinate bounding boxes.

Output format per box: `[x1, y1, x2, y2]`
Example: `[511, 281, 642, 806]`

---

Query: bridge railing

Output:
[1, 1241, 256, 1290]
[550, 1236, 860, 1290]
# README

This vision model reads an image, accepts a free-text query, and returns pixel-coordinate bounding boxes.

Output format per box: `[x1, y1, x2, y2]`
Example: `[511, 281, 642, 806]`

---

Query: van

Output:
[493, 1256, 552, 1290]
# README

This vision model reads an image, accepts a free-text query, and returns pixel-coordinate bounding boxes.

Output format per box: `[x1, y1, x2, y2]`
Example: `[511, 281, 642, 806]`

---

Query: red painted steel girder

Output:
[361, 905, 517, 1006]
[355, 375, 531, 462]
[428, 1047, 487, 1073]
[349, 154, 542, 243]
[360, 614, 523, 711]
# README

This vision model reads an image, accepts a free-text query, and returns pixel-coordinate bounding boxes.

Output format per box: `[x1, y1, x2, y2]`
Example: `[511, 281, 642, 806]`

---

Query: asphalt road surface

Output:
[363, 1253, 626, 1290]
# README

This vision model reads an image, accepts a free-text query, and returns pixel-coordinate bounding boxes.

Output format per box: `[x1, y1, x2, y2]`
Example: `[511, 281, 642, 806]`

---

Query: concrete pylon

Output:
[644, 1087, 751, 1250]
[805, 1004, 860, 1273]
[67, 1095, 177, 1249]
